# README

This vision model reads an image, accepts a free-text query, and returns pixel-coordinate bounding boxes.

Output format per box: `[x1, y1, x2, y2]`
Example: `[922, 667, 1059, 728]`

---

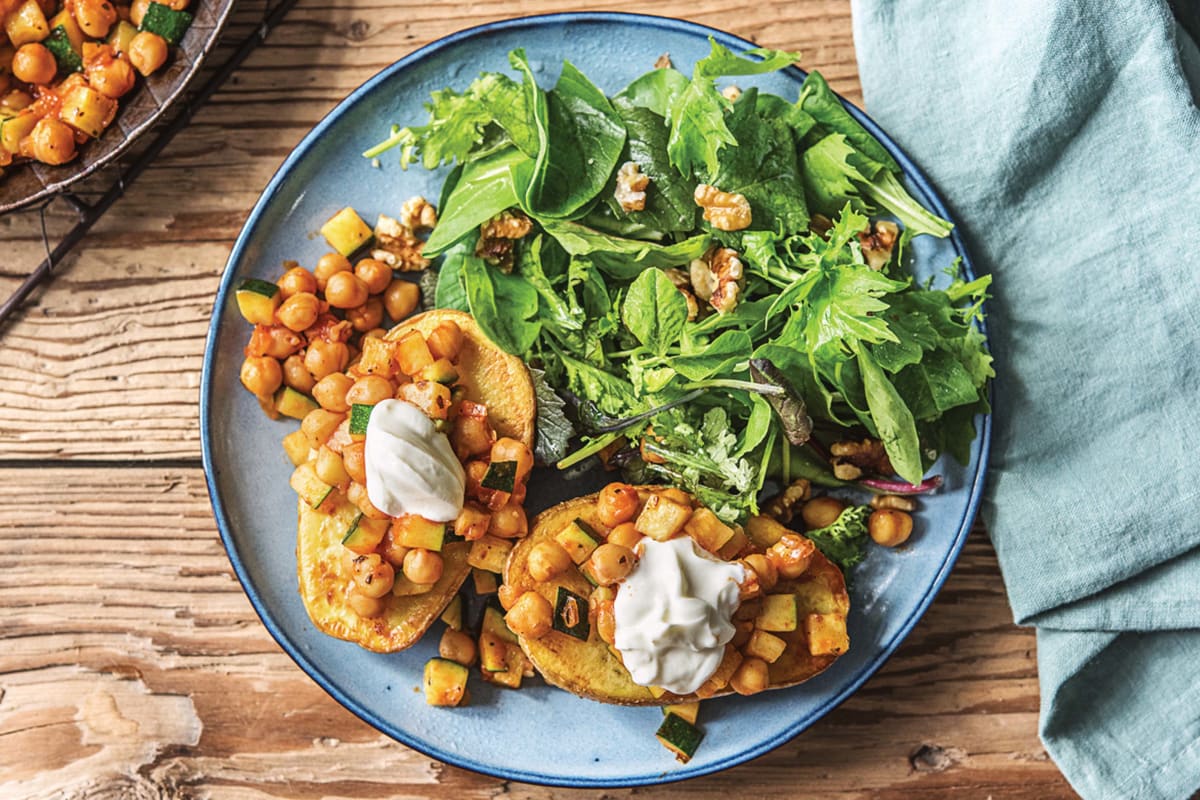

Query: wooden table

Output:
[0, 1, 1077, 797]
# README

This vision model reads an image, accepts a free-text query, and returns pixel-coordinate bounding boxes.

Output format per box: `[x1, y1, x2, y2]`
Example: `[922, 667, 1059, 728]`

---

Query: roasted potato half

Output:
[503, 487, 850, 705]
[296, 309, 535, 653]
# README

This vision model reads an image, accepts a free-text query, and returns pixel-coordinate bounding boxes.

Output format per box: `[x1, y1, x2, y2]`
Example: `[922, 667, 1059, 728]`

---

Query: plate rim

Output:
[200, 10, 992, 788]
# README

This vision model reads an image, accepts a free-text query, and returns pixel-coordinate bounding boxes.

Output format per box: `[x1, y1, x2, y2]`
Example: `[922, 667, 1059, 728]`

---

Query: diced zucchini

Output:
[348, 403, 373, 435]
[49, 9, 84, 51]
[391, 515, 446, 552]
[107, 19, 137, 54]
[392, 573, 435, 596]
[342, 513, 388, 555]
[419, 357, 459, 385]
[717, 526, 750, 561]
[486, 644, 526, 689]
[393, 329, 434, 376]
[656, 713, 704, 763]
[288, 463, 333, 510]
[478, 630, 508, 672]
[552, 587, 590, 641]
[744, 514, 789, 549]
[320, 206, 373, 256]
[440, 594, 464, 630]
[745, 629, 788, 663]
[804, 612, 849, 657]
[275, 387, 318, 420]
[234, 279, 281, 325]
[4, 0, 49, 47]
[635, 495, 693, 542]
[756, 593, 798, 632]
[480, 460, 517, 493]
[59, 84, 116, 138]
[684, 508, 735, 553]
[482, 605, 518, 644]
[44, 25, 82, 74]
[471, 567, 498, 594]
[423, 658, 468, 707]
[554, 518, 600, 565]
[138, 1, 193, 45]
[466, 534, 512, 573]
[281, 429, 310, 466]
[662, 702, 700, 725]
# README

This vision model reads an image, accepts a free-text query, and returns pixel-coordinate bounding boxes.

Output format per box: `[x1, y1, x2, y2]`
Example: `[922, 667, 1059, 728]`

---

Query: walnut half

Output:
[830, 438, 894, 479]
[689, 246, 745, 314]
[400, 195, 438, 232]
[859, 220, 900, 271]
[694, 184, 751, 231]
[475, 209, 534, 273]
[614, 161, 649, 213]
[372, 213, 428, 272]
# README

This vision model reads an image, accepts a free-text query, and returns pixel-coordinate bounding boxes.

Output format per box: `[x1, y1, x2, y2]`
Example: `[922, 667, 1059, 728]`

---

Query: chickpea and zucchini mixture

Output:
[0, 0, 193, 171]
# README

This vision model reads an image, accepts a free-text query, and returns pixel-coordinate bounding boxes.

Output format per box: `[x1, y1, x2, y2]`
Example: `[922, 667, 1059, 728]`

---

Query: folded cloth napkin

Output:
[851, 1, 1200, 797]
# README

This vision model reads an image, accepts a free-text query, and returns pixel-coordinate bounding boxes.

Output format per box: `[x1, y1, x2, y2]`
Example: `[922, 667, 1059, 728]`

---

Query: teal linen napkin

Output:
[851, 1, 1200, 797]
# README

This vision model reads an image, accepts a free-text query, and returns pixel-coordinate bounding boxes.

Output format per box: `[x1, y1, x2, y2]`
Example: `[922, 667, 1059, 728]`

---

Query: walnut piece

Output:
[762, 479, 812, 525]
[654, 53, 672, 69]
[475, 209, 534, 273]
[694, 184, 752, 231]
[664, 267, 699, 321]
[721, 84, 742, 102]
[614, 161, 650, 213]
[689, 246, 745, 314]
[372, 214, 428, 272]
[870, 494, 917, 512]
[400, 195, 438, 232]
[830, 438, 894, 479]
[859, 220, 900, 271]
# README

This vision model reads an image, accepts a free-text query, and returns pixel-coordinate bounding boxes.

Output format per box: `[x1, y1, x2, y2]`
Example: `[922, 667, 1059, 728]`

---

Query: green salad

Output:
[366, 41, 992, 543]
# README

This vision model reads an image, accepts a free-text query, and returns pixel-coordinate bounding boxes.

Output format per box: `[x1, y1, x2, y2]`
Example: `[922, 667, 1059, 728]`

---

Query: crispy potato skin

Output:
[296, 309, 535, 652]
[504, 488, 850, 705]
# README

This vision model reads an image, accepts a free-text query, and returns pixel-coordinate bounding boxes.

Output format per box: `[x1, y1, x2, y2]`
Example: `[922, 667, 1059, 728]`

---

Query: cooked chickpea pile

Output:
[1, 0, 191, 170]
[499, 482, 852, 701]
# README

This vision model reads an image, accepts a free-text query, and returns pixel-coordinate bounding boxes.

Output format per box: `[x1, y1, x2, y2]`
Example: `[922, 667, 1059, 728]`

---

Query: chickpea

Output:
[868, 509, 913, 547]
[488, 503, 527, 539]
[801, 496, 846, 530]
[314, 445, 349, 488]
[1, 90, 34, 113]
[490, 437, 534, 485]
[595, 607, 616, 644]
[351, 553, 395, 598]
[74, 0, 118, 38]
[730, 657, 770, 696]
[586, 543, 636, 585]
[346, 297, 384, 332]
[528, 541, 572, 582]
[426, 320, 464, 361]
[314, 252, 352, 291]
[346, 480, 387, 520]
[248, 324, 304, 359]
[354, 258, 393, 295]
[312, 372, 354, 412]
[128, 31, 168, 76]
[766, 533, 816, 579]
[86, 53, 136, 99]
[324, 271, 369, 309]
[505, 591, 552, 639]
[280, 354, 315, 394]
[304, 339, 349, 381]
[275, 292, 320, 332]
[300, 408, 344, 449]
[450, 414, 493, 460]
[439, 628, 477, 666]
[28, 119, 77, 165]
[606, 521, 643, 551]
[383, 278, 420, 320]
[596, 483, 640, 527]
[342, 441, 367, 484]
[129, 0, 150, 25]
[378, 529, 409, 568]
[403, 548, 444, 585]
[347, 588, 384, 618]
[12, 44, 57, 85]
[497, 582, 520, 611]
[277, 266, 317, 298]
[742, 553, 778, 592]
[345, 375, 394, 407]
[240, 356, 281, 397]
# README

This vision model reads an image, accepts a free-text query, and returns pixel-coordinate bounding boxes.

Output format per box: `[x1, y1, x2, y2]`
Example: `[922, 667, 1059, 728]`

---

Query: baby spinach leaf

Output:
[461, 254, 541, 354]
[604, 98, 697, 234]
[736, 393, 774, 457]
[670, 329, 752, 380]
[755, 92, 817, 140]
[857, 345, 923, 484]
[712, 89, 809, 234]
[616, 67, 690, 117]
[540, 220, 710, 278]
[516, 235, 584, 340]
[424, 147, 532, 255]
[472, 70, 541, 158]
[622, 268, 689, 355]
[524, 61, 627, 219]
[433, 242, 471, 311]
[797, 70, 899, 174]
[560, 353, 639, 416]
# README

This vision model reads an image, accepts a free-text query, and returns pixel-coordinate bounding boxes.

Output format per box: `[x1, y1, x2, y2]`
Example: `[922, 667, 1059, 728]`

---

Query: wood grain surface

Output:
[0, 1, 1076, 797]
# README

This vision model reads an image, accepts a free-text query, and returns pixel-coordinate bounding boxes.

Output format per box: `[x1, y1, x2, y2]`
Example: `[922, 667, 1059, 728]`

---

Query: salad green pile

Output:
[367, 42, 992, 531]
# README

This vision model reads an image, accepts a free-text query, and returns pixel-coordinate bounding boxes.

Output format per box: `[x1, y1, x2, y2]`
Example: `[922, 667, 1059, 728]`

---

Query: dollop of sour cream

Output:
[613, 536, 745, 695]
[364, 399, 465, 522]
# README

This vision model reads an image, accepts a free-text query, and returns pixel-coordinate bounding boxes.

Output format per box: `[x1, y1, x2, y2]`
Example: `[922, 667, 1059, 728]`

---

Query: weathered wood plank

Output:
[0, 467, 1072, 799]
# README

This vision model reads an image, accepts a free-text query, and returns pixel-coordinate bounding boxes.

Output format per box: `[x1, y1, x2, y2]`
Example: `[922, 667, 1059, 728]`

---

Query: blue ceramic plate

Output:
[202, 12, 990, 787]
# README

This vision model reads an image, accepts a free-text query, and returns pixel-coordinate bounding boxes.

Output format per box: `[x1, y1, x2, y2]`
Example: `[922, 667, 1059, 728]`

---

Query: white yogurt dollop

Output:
[364, 399, 464, 522]
[613, 536, 745, 695]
